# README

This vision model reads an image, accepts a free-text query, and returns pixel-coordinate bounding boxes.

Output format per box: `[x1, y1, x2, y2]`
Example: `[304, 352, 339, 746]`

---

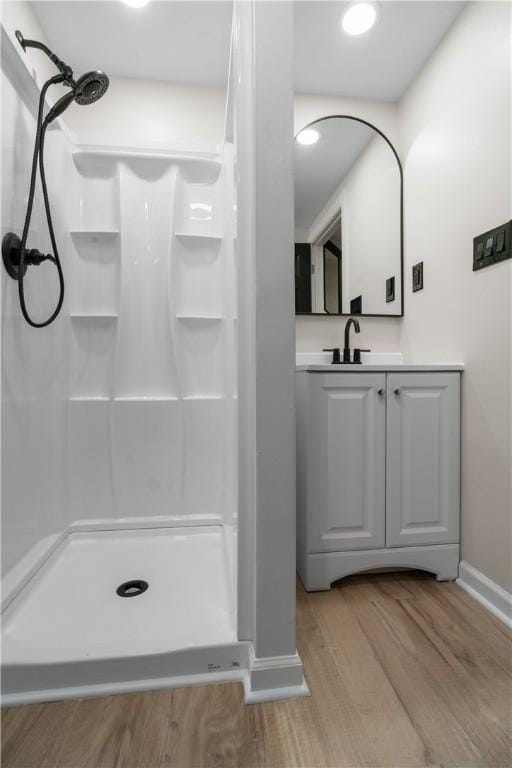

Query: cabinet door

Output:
[386, 373, 460, 547]
[308, 373, 386, 552]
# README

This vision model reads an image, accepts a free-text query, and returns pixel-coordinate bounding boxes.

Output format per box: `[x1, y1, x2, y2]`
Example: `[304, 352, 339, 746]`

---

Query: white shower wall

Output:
[1, 42, 69, 580]
[67, 147, 236, 532]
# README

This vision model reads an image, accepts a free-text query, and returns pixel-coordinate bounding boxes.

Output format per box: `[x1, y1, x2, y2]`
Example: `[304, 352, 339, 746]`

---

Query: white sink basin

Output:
[296, 352, 404, 366]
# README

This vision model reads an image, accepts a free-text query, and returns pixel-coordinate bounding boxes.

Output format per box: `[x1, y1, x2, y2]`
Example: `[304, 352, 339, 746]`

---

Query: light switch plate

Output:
[412, 262, 423, 292]
[386, 276, 395, 303]
[473, 220, 511, 271]
[350, 295, 362, 314]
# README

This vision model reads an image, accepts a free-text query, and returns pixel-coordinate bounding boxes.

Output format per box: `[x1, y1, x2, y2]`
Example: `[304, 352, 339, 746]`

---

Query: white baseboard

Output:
[244, 647, 310, 704]
[457, 561, 512, 629]
[244, 680, 310, 704]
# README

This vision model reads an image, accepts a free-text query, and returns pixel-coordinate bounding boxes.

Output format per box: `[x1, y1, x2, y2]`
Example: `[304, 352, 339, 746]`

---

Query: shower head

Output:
[15, 31, 109, 122]
[74, 71, 110, 105]
[45, 72, 110, 123]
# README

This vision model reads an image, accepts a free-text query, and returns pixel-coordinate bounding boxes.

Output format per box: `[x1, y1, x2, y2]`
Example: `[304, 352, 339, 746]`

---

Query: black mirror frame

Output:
[294, 114, 404, 318]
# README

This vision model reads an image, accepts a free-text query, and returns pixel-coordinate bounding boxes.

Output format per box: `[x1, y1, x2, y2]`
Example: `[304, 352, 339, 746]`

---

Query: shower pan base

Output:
[2, 527, 247, 706]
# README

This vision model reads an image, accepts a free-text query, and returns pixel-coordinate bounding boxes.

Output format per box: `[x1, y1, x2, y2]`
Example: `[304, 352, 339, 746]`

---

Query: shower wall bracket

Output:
[2, 232, 55, 280]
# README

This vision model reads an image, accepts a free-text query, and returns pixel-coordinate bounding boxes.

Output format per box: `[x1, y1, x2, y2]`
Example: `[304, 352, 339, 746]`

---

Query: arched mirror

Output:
[294, 116, 403, 317]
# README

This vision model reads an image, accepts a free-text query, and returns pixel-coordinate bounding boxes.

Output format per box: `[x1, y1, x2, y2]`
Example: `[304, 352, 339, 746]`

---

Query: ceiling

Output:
[294, 1, 465, 100]
[30, 1, 233, 87]
[295, 118, 375, 230]
[31, 1, 465, 98]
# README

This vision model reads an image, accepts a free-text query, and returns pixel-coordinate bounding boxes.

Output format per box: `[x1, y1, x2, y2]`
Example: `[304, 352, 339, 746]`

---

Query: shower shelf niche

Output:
[69, 229, 120, 317]
[174, 166, 224, 239]
[174, 234, 223, 318]
[69, 315, 117, 401]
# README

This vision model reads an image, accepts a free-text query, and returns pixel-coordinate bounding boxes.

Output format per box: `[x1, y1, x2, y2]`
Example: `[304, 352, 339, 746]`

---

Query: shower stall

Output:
[1, 1, 305, 705]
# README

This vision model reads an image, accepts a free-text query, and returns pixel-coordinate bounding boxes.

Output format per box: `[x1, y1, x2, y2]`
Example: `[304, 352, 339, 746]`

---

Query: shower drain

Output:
[116, 580, 149, 598]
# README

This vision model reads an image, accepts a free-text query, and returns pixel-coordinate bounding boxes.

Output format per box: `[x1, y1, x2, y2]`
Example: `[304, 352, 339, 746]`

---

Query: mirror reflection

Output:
[294, 116, 403, 316]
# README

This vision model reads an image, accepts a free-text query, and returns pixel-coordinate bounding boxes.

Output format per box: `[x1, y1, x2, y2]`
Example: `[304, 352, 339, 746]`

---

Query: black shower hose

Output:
[18, 74, 65, 328]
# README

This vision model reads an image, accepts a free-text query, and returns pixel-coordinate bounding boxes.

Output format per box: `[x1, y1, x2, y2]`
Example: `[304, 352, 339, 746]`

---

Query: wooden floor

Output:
[2, 571, 511, 768]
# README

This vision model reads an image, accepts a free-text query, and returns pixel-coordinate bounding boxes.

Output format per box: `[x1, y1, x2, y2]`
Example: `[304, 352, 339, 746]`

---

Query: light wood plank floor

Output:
[2, 571, 511, 768]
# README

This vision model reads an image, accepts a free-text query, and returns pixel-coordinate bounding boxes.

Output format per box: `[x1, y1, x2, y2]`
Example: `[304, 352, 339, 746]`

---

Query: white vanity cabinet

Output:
[296, 367, 462, 591]
[305, 373, 386, 553]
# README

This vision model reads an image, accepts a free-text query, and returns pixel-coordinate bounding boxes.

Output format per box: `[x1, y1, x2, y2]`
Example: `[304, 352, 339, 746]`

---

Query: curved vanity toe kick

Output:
[298, 544, 460, 592]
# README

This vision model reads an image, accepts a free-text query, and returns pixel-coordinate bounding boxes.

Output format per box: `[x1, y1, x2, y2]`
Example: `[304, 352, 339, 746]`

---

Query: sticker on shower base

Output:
[207, 660, 242, 673]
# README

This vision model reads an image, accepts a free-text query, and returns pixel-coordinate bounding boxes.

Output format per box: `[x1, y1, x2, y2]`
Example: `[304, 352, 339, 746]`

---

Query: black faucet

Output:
[343, 317, 360, 363]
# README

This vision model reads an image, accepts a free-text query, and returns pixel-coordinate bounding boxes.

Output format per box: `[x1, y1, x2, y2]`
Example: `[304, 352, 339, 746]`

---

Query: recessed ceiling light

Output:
[296, 129, 320, 146]
[122, 0, 150, 8]
[342, 2, 379, 36]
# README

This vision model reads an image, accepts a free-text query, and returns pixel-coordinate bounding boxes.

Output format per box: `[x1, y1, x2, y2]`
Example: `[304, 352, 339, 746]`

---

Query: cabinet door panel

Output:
[308, 373, 386, 552]
[386, 373, 460, 547]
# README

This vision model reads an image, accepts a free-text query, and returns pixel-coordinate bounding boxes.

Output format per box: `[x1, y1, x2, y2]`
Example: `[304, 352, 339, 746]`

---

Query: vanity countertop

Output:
[296, 363, 464, 372]
[296, 353, 464, 372]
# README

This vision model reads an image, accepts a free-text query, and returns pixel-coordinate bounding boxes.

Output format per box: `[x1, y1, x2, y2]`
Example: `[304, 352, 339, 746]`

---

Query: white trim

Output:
[243, 647, 310, 703]
[244, 681, 310, 705]
[457, 561, 512, 629]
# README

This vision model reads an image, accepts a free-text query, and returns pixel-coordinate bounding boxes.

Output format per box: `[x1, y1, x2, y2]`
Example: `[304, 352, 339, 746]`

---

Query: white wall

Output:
[63, 77, 226, 148]
[398, 1, 511, 592]
[294, 94, 403, 349]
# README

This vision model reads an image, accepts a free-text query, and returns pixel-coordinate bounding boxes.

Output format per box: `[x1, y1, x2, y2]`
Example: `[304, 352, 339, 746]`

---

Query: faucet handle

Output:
[353, 348, 371, 364]
[323, 347, 341, 364]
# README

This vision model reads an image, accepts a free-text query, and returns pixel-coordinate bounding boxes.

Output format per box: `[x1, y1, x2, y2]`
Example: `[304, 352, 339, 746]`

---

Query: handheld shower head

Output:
[5, 30, 111, 327]
[45, 91, 75, 123]
[74, 71, 110, 105]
